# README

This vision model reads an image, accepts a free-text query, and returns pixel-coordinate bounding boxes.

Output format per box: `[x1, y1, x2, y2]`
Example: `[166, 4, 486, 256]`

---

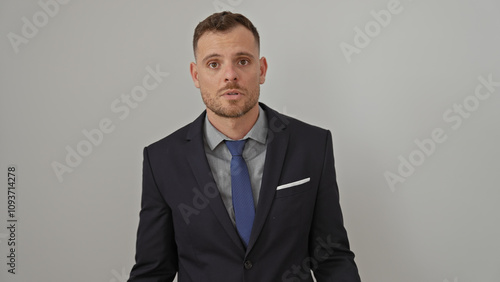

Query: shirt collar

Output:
[204, 105, 268, 151]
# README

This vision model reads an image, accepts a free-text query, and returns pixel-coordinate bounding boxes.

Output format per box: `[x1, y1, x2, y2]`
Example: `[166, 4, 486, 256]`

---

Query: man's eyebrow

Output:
[235, 52, 256, 59]
[201, 53, 221, 64]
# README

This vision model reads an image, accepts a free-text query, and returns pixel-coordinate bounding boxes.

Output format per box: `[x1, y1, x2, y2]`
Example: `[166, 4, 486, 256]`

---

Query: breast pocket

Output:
[269, 178, 312, 228]
[275, 177, 311, 198]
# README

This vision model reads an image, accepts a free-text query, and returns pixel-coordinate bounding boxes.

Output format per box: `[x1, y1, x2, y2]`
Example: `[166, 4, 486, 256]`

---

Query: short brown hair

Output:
[193, 11, 260, 58]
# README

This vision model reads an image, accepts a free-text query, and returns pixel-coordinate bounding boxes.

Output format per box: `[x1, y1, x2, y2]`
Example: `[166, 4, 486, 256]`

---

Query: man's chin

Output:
[211, 104, 256, 119]
[214, 109, 247, 118]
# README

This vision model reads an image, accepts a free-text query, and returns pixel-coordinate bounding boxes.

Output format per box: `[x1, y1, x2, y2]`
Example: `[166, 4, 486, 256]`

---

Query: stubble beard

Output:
[201, 87, 259, 118]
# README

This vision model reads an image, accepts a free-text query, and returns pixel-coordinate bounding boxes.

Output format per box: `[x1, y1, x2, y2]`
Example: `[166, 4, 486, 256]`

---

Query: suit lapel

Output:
[246, 104, 290, 254]
[184, 112, 245, 252]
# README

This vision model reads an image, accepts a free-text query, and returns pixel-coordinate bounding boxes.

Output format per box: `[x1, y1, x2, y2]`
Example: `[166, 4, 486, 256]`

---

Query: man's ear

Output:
[259, 57, 268, 84]
[190, 62, 200, 88]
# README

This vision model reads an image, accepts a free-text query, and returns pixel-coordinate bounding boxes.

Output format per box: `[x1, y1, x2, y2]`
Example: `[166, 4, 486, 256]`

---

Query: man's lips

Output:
[221, 89, 243, 97]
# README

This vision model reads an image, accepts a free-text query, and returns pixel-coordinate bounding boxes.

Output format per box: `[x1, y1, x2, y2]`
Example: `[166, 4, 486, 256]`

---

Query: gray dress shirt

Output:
[203, 106, 268, 225]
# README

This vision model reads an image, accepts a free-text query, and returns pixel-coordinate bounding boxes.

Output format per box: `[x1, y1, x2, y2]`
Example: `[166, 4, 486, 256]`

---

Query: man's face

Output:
[190, 25, 268, 119]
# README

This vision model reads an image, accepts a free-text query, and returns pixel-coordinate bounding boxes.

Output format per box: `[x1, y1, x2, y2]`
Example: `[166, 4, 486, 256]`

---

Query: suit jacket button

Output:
[244, 260, 253, 270]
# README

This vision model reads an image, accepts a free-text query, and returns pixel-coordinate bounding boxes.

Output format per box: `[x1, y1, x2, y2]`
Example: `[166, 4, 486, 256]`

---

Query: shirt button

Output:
[244, 260, 253, 270]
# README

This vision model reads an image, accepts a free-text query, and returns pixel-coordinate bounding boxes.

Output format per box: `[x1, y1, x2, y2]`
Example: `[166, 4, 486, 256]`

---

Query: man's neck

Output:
[206, 105, 259, 140]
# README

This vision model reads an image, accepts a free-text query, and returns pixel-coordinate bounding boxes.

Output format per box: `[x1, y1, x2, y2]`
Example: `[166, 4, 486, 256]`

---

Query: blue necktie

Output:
[225, 140, 255, 246]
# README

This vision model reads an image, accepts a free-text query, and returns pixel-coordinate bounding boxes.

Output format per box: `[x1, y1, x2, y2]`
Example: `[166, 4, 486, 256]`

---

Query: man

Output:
[129, 11, 361, 282]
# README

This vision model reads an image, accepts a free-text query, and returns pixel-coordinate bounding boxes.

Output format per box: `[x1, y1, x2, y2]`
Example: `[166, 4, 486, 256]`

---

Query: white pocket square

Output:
[276, 177, 311, 190]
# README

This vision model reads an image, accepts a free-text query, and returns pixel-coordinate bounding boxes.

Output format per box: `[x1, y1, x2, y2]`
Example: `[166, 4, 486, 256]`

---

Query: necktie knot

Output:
[225, 140, 246, 156]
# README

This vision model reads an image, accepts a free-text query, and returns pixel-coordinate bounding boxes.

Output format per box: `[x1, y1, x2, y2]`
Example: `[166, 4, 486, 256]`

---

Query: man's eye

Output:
[239, 60, 249, 66]
[208, 62, 219, 68]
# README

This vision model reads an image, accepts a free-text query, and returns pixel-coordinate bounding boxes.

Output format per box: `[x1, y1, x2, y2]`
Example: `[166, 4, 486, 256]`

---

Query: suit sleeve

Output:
[310, 130, 361, 282]
[128, 147, 178, 282]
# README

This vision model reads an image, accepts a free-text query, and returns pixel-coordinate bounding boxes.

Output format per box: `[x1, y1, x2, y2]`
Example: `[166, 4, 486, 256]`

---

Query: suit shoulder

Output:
[143, 110, 205, 150]
[145, 115, 204, 156]
[262, 103, 329, 134]
[278, 112, 331, 138]
[148, 124, 189, 148]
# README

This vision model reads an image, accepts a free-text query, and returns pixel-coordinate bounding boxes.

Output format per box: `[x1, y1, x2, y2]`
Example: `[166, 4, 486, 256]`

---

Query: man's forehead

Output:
[195, 26, 258, 59]
[199, 26, 255, 45]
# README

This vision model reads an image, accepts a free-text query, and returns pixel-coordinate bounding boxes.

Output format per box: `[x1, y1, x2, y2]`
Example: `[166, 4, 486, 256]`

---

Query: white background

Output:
[1, 0, 499, 281]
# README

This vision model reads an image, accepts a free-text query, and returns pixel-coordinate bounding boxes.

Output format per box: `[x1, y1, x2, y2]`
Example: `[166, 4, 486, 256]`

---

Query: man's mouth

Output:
[222, 89, 242, 96]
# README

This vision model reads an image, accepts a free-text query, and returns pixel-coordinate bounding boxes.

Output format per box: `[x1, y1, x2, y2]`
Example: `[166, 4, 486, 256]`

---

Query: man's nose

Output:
[224, 65, 238, 82]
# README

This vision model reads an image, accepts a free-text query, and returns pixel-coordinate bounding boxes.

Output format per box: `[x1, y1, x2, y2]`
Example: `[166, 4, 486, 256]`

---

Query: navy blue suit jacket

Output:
[129, 103, 360, 281]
